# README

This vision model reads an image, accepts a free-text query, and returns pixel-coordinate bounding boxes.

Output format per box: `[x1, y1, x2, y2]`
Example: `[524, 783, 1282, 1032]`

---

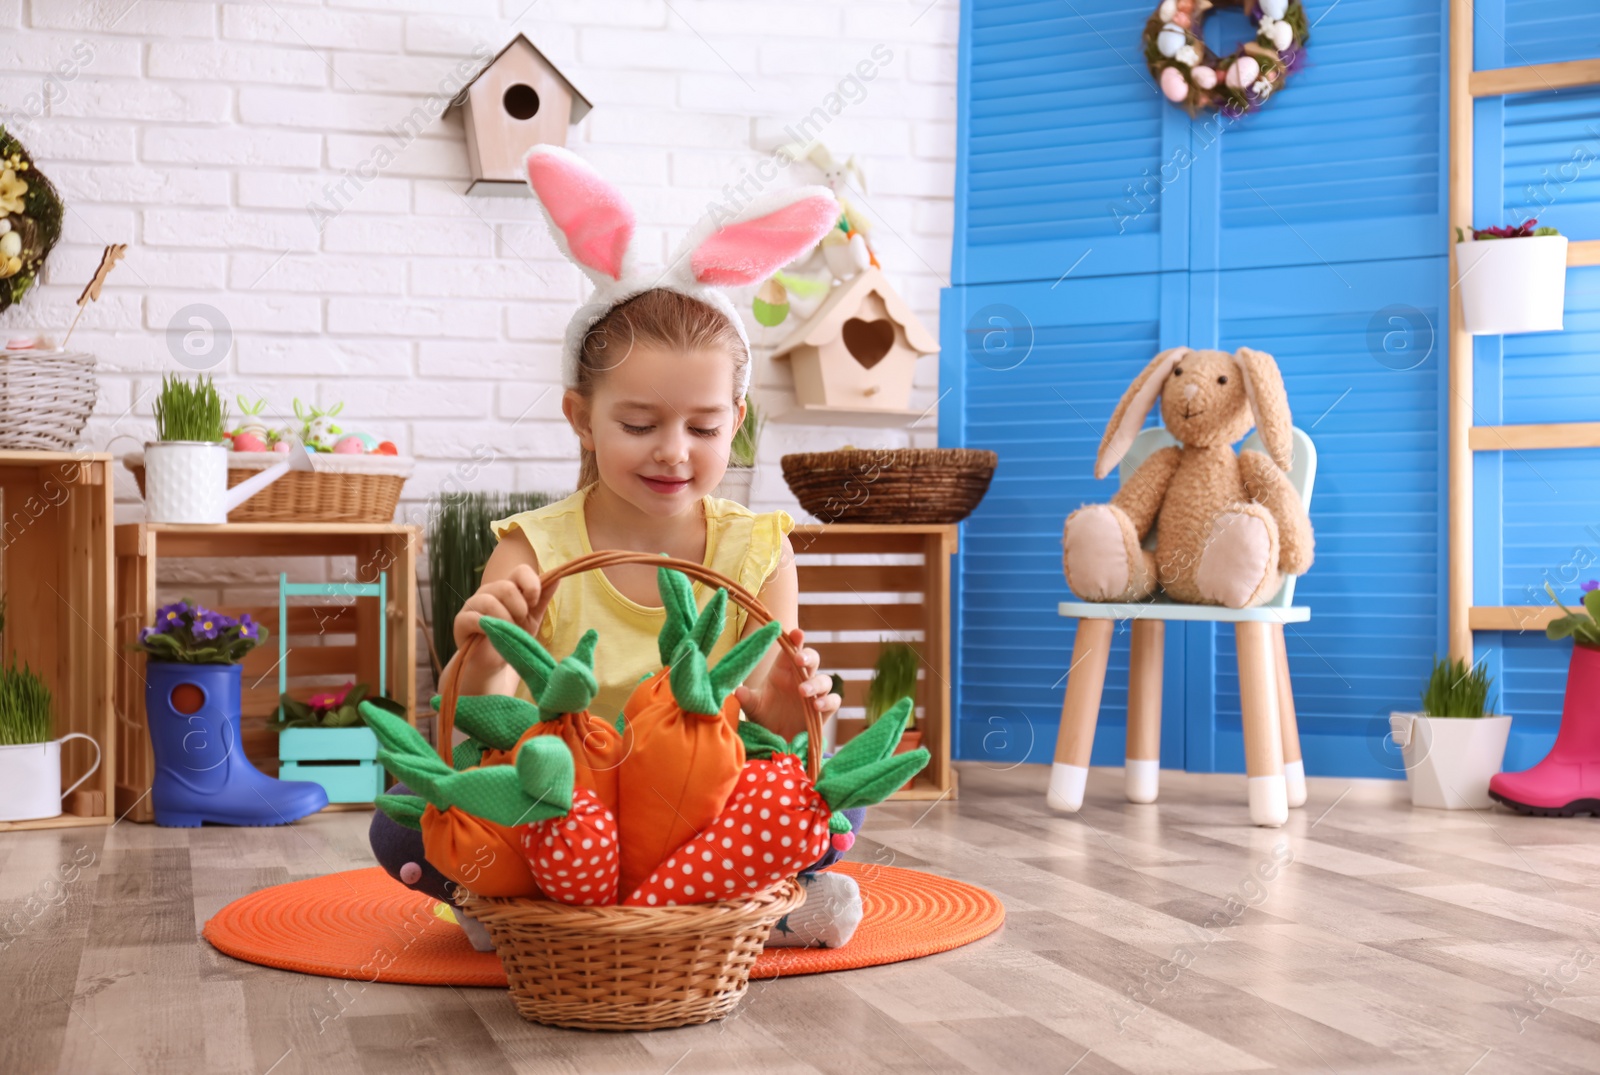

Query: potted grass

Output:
[713, 398, 764, 506]
[1454, 219, 1568, 335]
[274, 682, 405, 804]
[0, 600, 102, 822]
[143, 373, 229, 522]
[866, 641, 920, 792]
[427, 491, 555, 670]
[1389, 657, 1511, 809]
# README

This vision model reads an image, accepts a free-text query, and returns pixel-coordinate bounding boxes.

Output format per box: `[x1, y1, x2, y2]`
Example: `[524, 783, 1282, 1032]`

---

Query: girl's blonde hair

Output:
[573, 288, 749, 491]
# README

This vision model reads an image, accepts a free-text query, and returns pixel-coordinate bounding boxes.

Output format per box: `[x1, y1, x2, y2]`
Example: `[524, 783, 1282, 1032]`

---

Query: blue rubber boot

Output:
[146, 661, 328, 827]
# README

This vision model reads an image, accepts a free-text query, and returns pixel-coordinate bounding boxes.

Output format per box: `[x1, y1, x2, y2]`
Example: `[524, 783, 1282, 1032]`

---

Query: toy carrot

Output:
[614, 567, 783, 897]
[624, 698, 925, 906]
[362, 704, 572, 898]
[441, 622, 628, 816]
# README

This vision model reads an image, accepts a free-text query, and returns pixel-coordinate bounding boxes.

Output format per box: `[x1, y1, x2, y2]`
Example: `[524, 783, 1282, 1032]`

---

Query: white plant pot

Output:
[143, 440, 230, 523]
[0, 734, 102, 822]
[1388, 712, 1512, 810]
[1455, 235, 1568, 335]
[713, 465, 754, 506]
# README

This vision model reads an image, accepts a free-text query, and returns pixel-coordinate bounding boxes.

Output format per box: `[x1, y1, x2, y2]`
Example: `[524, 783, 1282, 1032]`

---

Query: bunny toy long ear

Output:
[1231, 346, 1294, 471]
[665, 186, 840, 290]
[524, 144, 637, 287]
[1094, 347, 1189, 479]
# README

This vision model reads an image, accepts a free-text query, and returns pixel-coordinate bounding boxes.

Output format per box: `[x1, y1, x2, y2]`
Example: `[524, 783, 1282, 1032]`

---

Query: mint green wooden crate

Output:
[279, 727, 383, 804]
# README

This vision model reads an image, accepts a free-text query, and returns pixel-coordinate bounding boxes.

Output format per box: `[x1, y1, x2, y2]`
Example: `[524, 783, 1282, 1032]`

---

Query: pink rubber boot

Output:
[1489, 643, 1600, 817]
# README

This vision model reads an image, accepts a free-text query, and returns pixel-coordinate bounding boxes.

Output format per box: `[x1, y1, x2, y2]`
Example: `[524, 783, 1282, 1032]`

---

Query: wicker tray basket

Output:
[781, 447, 997, 524]
[445, 549, 819, 1030]
[0, 349, 97, 451]
[125, 450, 412, 523]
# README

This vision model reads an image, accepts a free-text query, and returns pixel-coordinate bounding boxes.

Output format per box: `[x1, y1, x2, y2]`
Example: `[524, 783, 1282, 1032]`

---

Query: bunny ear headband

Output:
[523, 144, 841, 399]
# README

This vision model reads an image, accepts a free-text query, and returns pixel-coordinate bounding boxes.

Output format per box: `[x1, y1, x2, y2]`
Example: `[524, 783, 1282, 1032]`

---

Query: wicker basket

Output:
[0, 350, 97, 451]
[444, 549, 820, 1030]
[781, 447, 997, 524]
[125, 451, 412, 523]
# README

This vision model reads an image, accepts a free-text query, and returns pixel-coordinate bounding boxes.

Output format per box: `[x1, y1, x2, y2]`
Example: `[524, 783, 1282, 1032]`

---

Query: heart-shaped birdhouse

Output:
[769, 267, 937, 417]
[841, 317, 895, 370]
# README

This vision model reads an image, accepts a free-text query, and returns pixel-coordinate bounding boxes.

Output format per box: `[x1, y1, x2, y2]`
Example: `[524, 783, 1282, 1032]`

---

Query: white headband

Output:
[523, 144, 841, 399]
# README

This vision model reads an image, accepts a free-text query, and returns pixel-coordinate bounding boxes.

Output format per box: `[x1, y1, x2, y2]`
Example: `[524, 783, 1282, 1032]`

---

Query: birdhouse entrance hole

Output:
[842, 317, 895, 370]
[503, 83, 540, 120]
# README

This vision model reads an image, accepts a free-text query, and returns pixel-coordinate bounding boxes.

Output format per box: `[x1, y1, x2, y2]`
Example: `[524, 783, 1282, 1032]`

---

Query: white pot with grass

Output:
[1455, 225, 1568, 335]
[1389, 657, 1512, 810]
[0, 659, 101, 822]
[142, 374, 303, 523]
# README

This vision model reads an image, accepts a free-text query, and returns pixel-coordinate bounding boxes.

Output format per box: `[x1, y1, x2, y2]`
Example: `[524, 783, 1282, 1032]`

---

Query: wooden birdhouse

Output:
[450, 34, 593, 196]
[769, 267, 937, 422]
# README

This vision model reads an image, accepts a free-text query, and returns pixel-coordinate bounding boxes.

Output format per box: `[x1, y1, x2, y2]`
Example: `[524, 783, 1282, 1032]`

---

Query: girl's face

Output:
[567, 340, 747, 515]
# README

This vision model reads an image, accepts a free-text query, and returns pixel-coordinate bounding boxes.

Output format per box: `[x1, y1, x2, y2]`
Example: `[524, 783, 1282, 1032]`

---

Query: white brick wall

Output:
[0, 0, 955, 657]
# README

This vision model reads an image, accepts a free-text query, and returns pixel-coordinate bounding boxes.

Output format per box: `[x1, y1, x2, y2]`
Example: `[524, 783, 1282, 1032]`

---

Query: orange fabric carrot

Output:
[614, 568, 782, 897]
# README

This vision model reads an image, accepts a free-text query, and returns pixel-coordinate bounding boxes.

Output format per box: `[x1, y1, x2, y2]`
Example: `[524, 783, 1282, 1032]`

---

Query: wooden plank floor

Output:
[3, 763, 1599, 1075]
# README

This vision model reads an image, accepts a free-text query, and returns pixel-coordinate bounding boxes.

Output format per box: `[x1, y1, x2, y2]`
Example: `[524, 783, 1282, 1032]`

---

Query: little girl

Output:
[444, 144, 845, 741]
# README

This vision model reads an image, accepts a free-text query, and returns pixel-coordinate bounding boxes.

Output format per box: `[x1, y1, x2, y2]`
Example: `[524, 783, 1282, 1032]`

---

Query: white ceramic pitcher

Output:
[0, 733, 103, 822]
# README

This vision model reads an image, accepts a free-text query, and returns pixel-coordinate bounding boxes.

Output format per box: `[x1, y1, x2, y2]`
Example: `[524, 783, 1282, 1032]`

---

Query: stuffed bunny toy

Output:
[1062, 346, 1313, 609]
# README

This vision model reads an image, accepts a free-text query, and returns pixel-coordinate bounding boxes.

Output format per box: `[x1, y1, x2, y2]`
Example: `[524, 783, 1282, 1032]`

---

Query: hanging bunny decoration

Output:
[521, 144, 842, 398]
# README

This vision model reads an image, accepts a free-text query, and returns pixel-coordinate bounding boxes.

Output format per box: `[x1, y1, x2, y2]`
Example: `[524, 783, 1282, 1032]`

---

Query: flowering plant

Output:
[1456, 219, 1560, 241]
[274, 681, 403, 730]
[1545, 581, 1600, 648]
[136, 600, 265, 665]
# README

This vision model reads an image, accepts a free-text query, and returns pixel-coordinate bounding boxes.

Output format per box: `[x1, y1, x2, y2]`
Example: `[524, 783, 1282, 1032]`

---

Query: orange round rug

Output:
[202, 862, 1004, 985]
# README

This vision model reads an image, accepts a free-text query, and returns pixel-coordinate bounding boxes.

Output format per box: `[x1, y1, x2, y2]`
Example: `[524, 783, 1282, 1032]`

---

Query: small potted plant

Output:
[866, 641, 920, 791]
[136, 600, 327, 827]
[1488, 582, 1600, 815]
[0, 599, 102, 822]
[713, 398, 764, 506]
[1389, 657, 1512, 809]
[274, 682, 404, 804]
[1454, 219, 1568, 335]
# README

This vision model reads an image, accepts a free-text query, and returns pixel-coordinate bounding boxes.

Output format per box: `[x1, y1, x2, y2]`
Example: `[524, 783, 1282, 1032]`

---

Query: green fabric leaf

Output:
[657, 567, 698, 665]
[706, 619, 782, 701]
[816, 749, 929, 811]
[453, 694, 541, 748]
[360, 702, 437, 763]
[479, 616, 557, 697]
[828, 811, 852, 834]
[737, 719, 789, 759]
[539, 628, 599, 719]
[828, 697, 912, 775]
[789, 731, 809, 765]
[452, 737, 485, 771]
[689, 588, 728, 656]
[514, 736, 576, 820]
[375, 793, 426, 831]
[667, 637, 716, 715]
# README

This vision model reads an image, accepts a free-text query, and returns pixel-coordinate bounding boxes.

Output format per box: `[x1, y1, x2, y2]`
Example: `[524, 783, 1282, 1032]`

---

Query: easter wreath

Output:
[1143, 0, 1309, 116]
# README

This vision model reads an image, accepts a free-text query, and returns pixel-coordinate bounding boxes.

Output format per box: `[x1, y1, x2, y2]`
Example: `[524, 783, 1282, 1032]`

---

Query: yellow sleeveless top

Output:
[490, 484, 796, 723]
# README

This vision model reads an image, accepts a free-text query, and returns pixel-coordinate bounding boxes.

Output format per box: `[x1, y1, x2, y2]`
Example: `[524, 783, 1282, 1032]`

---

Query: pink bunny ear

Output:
[678, 188, 840, 287]
[524, 144, 635, 283]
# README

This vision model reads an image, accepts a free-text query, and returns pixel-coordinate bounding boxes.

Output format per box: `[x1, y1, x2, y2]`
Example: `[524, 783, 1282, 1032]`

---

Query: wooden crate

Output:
[113, 523, 420, 824]
[0, 452, 115, 833]
[790, 523, 958, 801]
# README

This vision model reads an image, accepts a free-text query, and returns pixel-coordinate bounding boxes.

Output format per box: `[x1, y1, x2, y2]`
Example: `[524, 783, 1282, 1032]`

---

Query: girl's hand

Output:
[733, 627, 840, 743]
[453, 564, 558, 671]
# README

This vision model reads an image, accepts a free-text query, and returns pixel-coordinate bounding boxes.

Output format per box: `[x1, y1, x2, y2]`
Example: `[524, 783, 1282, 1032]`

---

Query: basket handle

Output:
[438, 550, 822, 782]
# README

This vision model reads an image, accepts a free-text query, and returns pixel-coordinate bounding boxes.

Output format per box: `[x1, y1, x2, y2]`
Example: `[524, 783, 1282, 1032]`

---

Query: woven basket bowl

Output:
[781, 447, 997, 524]
[0, 350, 96, 451]
[126, 453, 410, 523]
[439, 550, 822, 1030]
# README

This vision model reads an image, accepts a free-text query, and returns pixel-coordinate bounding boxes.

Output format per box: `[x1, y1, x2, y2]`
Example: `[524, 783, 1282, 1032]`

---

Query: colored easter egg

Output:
[1226, 56, 1261, 90]
[273, 441, 291, 453]
[1155, 23, 1186, 58]
[375, 441, 398, 456]
[1192, 65, 1218, 90]
[231, 432, 268, 452]
[1159, 66, 1189, 102]
[1259, 0, 1287, 18]
[333, 436, 364, 455]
